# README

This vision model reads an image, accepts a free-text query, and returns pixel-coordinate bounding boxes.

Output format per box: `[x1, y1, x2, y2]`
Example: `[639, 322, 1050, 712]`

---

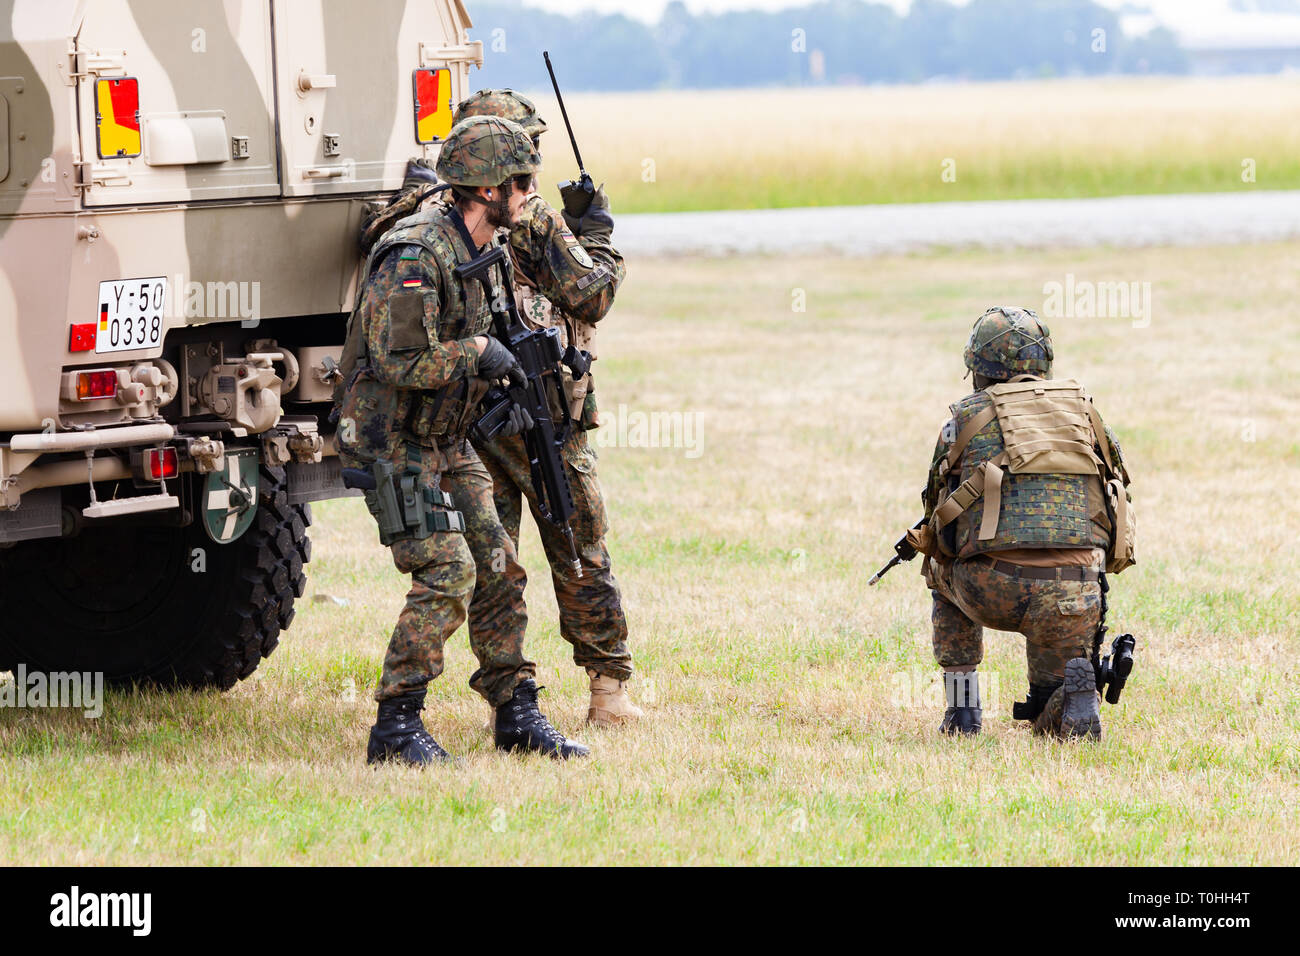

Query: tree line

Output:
[468, 0, 1188, 92]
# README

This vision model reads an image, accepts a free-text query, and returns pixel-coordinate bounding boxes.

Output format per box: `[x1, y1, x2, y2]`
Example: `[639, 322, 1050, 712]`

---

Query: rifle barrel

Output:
[868, 556, 899, 586]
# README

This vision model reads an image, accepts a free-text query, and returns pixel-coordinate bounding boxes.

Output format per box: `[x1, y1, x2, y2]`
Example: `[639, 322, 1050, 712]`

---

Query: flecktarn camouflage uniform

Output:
[340, 115, 590, 764]
[337, 117, 542, 709]
[473, 195, 631, 680]
[454, 90, 636, 695]
[338, 198, 535, 708]
[919, 307, 1133, 738]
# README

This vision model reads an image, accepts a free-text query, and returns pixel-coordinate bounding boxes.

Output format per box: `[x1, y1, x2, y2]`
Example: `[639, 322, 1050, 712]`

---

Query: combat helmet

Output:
[435, 115, 540, 188]
[453, 89, 548, 140]
[963, 306, 1054, 381]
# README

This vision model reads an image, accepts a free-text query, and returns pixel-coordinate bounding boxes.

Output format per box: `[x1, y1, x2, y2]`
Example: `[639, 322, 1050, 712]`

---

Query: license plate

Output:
[96, 277, 167, 354]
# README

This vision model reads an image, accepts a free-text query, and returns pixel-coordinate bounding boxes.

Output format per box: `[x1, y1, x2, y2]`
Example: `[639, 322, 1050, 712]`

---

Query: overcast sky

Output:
[517, 0, 1259, 29]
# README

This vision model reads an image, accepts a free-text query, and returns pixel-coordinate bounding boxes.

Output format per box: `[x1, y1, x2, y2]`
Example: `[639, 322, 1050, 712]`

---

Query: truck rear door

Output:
[77, 0, 281, 207]
[270, 0, 481, 197]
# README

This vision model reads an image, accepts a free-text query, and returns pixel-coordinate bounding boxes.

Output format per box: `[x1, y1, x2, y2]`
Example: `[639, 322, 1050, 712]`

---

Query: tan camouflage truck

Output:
[0, 0, 483, 688]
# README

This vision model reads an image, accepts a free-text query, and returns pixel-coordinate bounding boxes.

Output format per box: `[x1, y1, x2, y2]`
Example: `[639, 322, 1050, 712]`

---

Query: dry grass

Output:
[531, 76, 1300, 211]
[2, 240, 1299, 864]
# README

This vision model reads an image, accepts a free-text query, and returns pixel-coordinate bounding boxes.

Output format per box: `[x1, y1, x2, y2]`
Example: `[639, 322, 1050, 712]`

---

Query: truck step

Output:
[83, 494, 179, 520]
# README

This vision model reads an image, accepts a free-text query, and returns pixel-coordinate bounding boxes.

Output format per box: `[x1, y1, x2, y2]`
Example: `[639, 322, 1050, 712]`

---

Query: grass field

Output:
[3, 239, 1300, 865]
[535, 76, 1300, 212]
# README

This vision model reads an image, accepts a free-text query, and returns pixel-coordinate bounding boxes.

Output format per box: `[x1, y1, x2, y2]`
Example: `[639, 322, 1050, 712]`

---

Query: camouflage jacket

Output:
[339, 204, 503, 459]
[922, 386, 1130, 555]
[507, 193, 625, 428]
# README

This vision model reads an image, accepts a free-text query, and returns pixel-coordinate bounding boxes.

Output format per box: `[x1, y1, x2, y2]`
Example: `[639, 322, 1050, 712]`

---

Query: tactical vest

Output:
[334, 206, 497, 464]
[931, 377, 1113, 558]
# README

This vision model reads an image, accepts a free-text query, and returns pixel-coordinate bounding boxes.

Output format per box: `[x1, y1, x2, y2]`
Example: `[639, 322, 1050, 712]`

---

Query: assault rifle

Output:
[454, 242, 583, 577]
[868, 519, 926, 586]
[543, 51, 595, 219]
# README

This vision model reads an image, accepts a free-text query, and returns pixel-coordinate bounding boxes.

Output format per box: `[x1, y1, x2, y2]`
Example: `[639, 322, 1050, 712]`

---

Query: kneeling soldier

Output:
[918, 307, 1135, 739]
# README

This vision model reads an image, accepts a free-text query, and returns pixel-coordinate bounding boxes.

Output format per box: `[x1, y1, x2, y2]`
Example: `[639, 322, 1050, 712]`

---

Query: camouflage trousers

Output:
[374, 440, 535, 706]
[471, 427, 632, 681]
[926, 555, 1101, 687]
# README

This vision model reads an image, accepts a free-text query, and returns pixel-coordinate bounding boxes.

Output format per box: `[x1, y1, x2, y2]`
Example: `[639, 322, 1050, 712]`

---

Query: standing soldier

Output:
[915, 307, 1135, 739]
[452, 90, 642, 728]
[336, 115, 590, 765]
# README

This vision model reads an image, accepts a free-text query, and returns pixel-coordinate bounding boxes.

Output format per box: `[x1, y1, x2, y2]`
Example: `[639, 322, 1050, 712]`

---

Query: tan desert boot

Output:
[587, 668, 644, 726]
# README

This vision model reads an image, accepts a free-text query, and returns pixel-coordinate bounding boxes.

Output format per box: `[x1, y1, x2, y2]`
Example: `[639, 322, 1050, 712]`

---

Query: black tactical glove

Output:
[499, 402, 535, 438]
[477, 336, 519, 381]
[403, 157, 439, 190]
[561, 185, 614, 240]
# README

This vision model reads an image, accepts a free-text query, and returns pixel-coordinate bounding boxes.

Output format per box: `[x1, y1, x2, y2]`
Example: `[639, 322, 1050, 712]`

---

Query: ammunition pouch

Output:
[342, 460, 464, 547]
[407, 387, 456, 441]
[405, 378, 490, 444]
[334, 365, 414, 465]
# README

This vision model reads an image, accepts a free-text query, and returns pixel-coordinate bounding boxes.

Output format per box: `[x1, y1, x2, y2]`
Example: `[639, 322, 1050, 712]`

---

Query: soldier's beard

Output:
[485, 188, 513, 229]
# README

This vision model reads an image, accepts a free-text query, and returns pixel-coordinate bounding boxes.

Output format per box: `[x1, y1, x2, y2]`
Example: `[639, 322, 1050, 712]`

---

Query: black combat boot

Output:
[1059, 657, 1102, 740]
[495, 679, 591, 759]
[939, 670, 982, 736]
[1013, 682, 1062, 723]
[367, 690, 453, 766]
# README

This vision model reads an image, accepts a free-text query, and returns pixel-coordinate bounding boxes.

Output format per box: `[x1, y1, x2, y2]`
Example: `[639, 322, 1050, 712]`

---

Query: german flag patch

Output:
[402, 278, 421, 289]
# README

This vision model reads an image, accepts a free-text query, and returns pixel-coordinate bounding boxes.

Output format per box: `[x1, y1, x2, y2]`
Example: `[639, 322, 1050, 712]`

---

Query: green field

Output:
[541, 77, 1300, 212]
[3, 240, 1299, 864]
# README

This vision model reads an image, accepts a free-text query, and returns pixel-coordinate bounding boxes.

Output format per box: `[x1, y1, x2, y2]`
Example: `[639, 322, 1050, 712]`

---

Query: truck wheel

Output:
[0, 464, 310, 690]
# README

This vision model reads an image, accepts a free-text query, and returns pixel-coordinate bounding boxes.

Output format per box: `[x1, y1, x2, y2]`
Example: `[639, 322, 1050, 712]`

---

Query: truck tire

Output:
[0, 464, 310, 690]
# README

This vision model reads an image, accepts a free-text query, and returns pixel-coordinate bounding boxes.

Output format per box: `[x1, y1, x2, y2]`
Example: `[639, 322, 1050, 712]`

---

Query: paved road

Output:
[617, 190, 1300, 257]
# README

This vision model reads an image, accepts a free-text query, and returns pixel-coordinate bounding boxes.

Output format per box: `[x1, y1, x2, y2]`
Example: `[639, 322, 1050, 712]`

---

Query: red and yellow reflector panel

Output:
[413, 68, 452, 143]
[95, 77, 141, 158]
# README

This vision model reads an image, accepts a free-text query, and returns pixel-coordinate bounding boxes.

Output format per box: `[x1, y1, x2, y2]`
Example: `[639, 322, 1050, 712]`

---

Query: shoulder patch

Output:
[570, 244, 594, 268]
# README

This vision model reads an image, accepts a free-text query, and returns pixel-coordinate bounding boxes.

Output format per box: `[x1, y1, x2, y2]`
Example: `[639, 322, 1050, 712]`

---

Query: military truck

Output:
[0, 0, 483, 688]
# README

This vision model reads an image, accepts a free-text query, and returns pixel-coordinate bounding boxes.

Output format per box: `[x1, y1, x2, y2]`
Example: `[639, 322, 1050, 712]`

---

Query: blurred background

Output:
[463, 0, 1300, 217]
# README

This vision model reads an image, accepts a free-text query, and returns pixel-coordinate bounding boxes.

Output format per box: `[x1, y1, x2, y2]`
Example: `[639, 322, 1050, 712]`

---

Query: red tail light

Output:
[69, 323, 97, 352]
[145, 447, 178, 481]
[75, 369, 118, 401]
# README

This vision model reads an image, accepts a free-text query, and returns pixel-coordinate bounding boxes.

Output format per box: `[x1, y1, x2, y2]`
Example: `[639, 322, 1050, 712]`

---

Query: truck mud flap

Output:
[0, 489, 61, 544]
